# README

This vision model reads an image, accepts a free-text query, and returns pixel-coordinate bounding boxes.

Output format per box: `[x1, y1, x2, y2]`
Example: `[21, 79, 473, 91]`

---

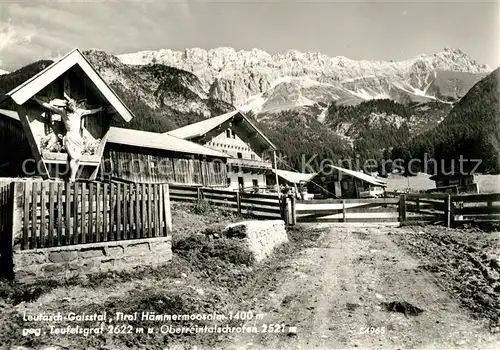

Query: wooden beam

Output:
[90, 129, 110, 180]
[399, 194, 407, 223]
[16, 106, 49, 179]
[273, 151, 280, 198]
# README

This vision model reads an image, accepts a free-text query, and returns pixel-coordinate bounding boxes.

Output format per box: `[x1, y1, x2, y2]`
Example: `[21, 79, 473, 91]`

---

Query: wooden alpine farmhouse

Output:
[166, 111, 279, 191]
[308, 165, 387, 199]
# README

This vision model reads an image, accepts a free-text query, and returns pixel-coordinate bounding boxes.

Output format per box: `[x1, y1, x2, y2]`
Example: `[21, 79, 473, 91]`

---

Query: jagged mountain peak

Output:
[117, 46, 490, 109]
[119, 46, 489, 70]
[83, 49, 124, 66]
[410, 48, 491, 73]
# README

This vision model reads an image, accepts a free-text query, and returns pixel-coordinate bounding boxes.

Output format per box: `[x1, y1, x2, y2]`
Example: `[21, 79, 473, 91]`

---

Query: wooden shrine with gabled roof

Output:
[0, 48, 134, 181]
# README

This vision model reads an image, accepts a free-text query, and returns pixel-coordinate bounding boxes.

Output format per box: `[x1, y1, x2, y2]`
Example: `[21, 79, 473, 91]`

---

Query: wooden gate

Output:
[294, 197, 400, 224]
[404, 193, 451, 225]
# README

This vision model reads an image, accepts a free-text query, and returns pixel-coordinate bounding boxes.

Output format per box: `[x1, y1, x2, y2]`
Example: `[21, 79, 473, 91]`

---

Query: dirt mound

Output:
[391, 226, 500, 331]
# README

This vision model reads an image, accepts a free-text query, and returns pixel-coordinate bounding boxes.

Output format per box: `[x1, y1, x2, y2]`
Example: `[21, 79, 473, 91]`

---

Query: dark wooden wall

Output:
[32, 67, 110, 152]
[101, 145, 227, 186]
[0, 118, 33, 177]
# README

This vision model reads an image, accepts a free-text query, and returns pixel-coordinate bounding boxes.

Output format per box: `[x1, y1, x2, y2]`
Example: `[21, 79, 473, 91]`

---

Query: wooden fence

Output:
[291, 192, 500, 226]
[164, 185, 500, 226]
[5, 181, 172, 250]
[169, 185, 282, 219]
[451, 193, 500, 223]
[1, 181, 498, 255]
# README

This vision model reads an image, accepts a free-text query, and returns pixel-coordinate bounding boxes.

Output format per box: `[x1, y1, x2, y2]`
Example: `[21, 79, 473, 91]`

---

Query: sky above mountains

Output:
[0, 0, 498, 71]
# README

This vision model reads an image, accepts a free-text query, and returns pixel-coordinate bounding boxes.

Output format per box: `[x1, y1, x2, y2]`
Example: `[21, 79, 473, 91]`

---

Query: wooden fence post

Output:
[291, 196, 297, 225]
[399, 194, 407, 223]
[0, 182, 19, 278]
[197, 187, 201, 201]
[342, 199, 346, 223]
[445, 193, 451, 228]
[163, 184, 173, 235]
[281, 196, 288, 225]
[284, 197, 291, 225]
[236, 191, 241, 215]
[10, 182, 24, 249]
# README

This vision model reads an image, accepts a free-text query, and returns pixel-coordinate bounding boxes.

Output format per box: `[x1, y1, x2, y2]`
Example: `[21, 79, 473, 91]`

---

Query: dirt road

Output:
[227, 224, 499, 349]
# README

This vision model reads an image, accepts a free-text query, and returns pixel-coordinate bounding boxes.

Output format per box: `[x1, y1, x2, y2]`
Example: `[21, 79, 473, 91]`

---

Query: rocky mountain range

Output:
[118, 47, 490, 117]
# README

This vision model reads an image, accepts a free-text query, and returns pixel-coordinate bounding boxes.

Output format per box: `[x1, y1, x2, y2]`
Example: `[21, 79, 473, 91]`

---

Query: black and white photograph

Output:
[0, 0, 499, 349]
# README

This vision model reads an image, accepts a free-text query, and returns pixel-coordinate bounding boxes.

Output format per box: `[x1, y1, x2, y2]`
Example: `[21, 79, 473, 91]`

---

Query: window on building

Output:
[251, 154, 256, 160]
[226, 178, 231, 187]
[226, 129, 231, 138]
[231, 130, 236, 139]
[238, 177, 244, 190]
[149, 159, 157, 175]
[237, 152, 243, 159]
[252, 179, 259, 193]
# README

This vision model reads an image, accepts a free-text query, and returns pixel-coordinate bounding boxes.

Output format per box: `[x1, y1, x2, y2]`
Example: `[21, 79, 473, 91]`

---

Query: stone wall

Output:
[224, 220, 288, 261]
[13, 237, 172, 282]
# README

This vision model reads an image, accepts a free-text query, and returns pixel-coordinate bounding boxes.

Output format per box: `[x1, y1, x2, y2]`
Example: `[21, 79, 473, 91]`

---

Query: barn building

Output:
[101, 127, 228, 186]
[428, 163, 480, 194]
[166, 111, 279, 191]
[308, 165, 387, 199]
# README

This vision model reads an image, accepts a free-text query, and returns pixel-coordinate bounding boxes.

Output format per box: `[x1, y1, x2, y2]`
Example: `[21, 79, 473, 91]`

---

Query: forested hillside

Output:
[254, 110, 352, 172]
[324, 99, 451, 162]
[392, 68, 500, 174]
[0, 60, 53, 109]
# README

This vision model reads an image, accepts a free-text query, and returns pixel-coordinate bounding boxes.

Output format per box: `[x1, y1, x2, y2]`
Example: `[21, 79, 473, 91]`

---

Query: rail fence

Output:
[290, 192, 500, 226]
[2, 181, 172, 250]
[1, 181, 498, 256]
[169, 185, 282, 219]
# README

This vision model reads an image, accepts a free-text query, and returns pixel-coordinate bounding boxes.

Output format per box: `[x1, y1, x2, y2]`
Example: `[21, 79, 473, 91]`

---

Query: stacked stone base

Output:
[224, 220, 288, 261]
[13, 237, 172, 282]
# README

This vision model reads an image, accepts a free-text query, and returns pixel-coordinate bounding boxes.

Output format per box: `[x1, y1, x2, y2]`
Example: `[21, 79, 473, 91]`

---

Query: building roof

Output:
[329, 165, 387, 187]
[167, 111, 239, 139]
[429, 163, 479, 181]
[166, 110, 276, 152]
[273, 169, 316, 184]
[0, 108, 20, 122]
[107, 127, 229, 158]
[5, 49, 134, 123]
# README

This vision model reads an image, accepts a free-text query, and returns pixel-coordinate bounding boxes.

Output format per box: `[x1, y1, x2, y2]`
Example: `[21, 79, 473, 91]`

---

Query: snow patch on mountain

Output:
[0, 69, 9, 75]
[116, 47, 489, 122]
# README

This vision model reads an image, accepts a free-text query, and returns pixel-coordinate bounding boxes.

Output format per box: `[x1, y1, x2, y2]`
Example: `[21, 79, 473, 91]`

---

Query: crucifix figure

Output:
[33, 95, 104, 182]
